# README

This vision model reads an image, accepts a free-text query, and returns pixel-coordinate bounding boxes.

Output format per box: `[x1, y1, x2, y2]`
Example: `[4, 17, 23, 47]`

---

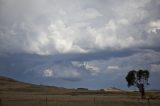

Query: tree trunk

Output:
[137, 83, 145, 99]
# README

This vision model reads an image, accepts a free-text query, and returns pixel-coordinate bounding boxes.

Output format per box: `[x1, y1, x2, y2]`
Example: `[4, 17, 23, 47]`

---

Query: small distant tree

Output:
[125, 70, 149, 98]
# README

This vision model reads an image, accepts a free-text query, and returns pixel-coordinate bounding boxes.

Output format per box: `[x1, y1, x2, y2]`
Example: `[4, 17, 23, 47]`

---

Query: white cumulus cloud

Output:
[107, 66, 120, 70]
[43, 69, 54, 77]
[151, 64, 160, 72]
[148, 20, 160, 34]
[0, 0, 159, 56]
[79, 8, 102, 19]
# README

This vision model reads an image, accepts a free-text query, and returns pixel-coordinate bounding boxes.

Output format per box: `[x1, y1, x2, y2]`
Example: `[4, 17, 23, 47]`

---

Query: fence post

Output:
[93, 97, 95, 104]
[0, 98, 1, 106]
[147, 98, 151, 106]
[46, 96, 47, 106]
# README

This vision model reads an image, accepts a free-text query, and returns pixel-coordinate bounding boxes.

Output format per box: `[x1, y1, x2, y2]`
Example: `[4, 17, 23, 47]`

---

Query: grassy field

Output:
[0, 91, 160, 106]
[0, 76, 160, 106]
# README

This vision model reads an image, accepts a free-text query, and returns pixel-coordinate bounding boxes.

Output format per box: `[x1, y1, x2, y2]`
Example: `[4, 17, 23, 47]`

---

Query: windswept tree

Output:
[125, 70, 149, 98]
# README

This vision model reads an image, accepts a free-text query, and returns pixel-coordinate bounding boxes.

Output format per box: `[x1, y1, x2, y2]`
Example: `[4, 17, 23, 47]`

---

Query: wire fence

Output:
[0, 96, 159, 106]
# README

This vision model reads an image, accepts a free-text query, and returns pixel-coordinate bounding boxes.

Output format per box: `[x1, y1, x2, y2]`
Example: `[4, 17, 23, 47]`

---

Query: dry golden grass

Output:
[0, 91, 160, 106]
[0, 76, 160, 106]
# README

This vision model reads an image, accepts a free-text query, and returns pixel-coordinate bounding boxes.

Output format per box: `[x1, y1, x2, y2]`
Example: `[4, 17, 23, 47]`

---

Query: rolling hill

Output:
[104, 87, 124, 92]
[0, 76, 71, 94]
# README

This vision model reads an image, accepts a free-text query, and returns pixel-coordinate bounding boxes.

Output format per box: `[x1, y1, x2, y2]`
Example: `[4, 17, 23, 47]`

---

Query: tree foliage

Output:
[125, 69, 150, 98]
[126, 70, 149, 87]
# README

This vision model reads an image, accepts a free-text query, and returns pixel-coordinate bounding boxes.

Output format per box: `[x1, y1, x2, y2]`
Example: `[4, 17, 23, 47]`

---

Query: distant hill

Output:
[0, 76, 71, 94]
[104, 87, 124, 92]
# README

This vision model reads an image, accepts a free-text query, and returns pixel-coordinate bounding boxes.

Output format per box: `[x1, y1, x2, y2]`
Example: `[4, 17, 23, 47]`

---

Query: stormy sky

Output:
[0, 0, 160, 90]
